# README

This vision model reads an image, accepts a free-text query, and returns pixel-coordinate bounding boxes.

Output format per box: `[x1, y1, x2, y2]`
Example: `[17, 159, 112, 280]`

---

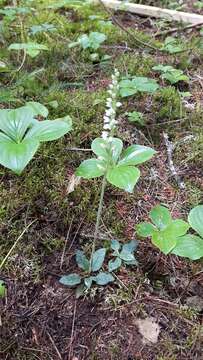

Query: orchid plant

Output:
[59, 69, 156, 293]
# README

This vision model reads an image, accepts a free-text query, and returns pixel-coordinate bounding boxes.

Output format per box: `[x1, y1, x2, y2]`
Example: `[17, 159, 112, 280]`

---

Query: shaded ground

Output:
[0, 1, 203, 359]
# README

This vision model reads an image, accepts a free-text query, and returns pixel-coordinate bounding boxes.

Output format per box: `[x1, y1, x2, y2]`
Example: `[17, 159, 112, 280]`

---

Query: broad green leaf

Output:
[91, 248, 106, 272]
[76, 250, 89, 271]
[26, 101, 49, 117]
[0, 107, 35, 142]
[59, 273, 81, 287]
[107, 165, 140, 193]
[94, 272, 114, 285]
[25, 119, 71, 142]
[119, 145, 156, 167]
[151, 230, 177, 254]
[169, 219, 190, 237]
[119, 79, 138, 97]
[132, 77, 159, 93]
[8, 42, 48, 56]
[91, 137, 123, 163]
[84, 276, 94, 289]
[0, 280, 6, 297]
[150, 205, 172, 230]
[124, 259, 139, 266]
[0, 137, 39, 175]
[119, 77, 159, 97]
[111, 239, 121, 251]
[108, 257, 122, 272]
[137, 222, 156, 237]
[76, 158, 106, 179]
[188, 205, 203, 238]
[172, 235, 203, 260]
[119, 249, 136, 261]
[122, 240, 138, 253]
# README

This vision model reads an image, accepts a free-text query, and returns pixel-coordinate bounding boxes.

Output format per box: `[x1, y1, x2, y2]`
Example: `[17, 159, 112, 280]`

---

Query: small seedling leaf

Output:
[111, 239, 121, 251]
[122, 240, 138, 253]
[76, 250, 89, 271]
[108, 257, 122, 272]
[92, 248, 106, 272]
[119, 249, 136, 261]
[59, 273, 81, 287]
[94, 272, 114, 285]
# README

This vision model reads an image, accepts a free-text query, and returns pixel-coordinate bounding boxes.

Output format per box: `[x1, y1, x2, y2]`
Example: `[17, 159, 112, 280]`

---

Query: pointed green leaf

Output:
[108, 257, 122, 272]
[119, 145, 156, 167]
[150, 205, 172, 230]
[137, 222, 156, 237]
[76, 159, 106, 179]
[26, 101, 49, 118]
[59, 273, 81, 287]
[0, 136, 39, 175]
[188, 205, 203, 238]
[91, 248, 106, 272]
[107, 165, 140, 193]
[94, 272, 114, 285]
[25, 119, 71, 142]
[171, 234, 203, 260]
[76, 250, 89, 271]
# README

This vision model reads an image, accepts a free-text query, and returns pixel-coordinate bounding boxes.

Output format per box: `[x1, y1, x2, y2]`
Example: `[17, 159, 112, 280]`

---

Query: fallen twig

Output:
[154, 21, 203, 37]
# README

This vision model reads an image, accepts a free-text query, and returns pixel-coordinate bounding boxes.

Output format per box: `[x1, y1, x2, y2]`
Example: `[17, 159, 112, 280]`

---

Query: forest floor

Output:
[0, 1, 203, 359]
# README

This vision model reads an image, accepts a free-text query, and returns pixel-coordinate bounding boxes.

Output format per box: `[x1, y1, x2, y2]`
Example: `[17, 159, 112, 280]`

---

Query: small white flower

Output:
[103, 124, 111, 130]
[116, 102, 122, 107]
[102, 131, 108, 140]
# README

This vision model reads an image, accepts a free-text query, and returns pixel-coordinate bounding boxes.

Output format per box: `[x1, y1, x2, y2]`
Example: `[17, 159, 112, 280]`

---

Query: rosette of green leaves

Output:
[76, 138, 156, 193]
[108, 239, 138, 272]
[0, 102, 72, 174]
[137, 205, 203, 260]
[59, 248, 114, 295]
[69, 32, 107, 51]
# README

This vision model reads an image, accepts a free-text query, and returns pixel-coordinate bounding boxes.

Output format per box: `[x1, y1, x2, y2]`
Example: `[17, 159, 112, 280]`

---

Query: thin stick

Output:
[0, 220, 37, 271]
[154, 21, 203, 38]
[47, 332, 62, 360]
[163, 132, 185, 190]
[60, 217, 74, 270]
[68, 300, 77, 360]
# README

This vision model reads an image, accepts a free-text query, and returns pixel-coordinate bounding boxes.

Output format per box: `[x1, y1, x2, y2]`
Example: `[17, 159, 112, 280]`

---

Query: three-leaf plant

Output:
[8, 42, 49, 58]
[137, 204, 203, 260]
[153, 64, 189, 84]
[76, 138, 156, 193]
[0, 102, 72, 174]
[119, 76, 159, 97]
[69, 32, 107, 51]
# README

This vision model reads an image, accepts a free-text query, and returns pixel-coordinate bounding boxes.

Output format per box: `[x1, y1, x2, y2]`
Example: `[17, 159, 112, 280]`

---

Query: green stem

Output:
[89, 175, 107, 272]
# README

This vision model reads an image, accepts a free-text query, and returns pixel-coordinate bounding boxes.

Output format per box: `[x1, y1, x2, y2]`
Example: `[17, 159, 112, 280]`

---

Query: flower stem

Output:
[89, 175, 107, 272]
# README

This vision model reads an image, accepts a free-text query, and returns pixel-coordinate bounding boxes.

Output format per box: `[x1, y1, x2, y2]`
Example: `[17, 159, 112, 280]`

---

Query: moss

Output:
[153, 86, 182, 121]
